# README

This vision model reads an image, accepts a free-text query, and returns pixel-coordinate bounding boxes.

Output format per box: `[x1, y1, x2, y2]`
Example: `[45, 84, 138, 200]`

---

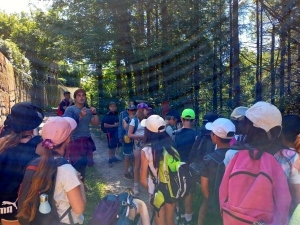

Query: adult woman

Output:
[140, 115, 180, 225]
[128, 103, 151, 195]
[0, 102, 44, 221]
[17, 116, 86, 225]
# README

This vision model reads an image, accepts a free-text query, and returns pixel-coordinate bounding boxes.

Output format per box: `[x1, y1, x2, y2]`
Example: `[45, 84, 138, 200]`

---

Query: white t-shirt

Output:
[142, 146, 157, 195]
[130, 118, 144, 136]
[54, 164, 84, 224]
[224, 149, 300, 184]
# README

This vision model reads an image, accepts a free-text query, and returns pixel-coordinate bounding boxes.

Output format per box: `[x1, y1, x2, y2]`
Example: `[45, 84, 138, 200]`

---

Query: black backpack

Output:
[204, 150, 227, 215]
[18, 157, 74, 225]
[189, 134, 215, 177]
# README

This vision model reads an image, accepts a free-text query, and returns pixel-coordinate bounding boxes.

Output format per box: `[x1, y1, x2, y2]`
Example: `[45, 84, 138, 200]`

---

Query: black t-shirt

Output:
[0, 136, 41, 195]
[59, 99, 71, 113]
[103, 111, 119, 134]
[174, 128, 198, 163]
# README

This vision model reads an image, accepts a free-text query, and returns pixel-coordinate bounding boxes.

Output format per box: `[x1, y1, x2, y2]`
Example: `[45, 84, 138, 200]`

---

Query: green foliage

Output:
[0, 38, 32, 88]
[45, 84, 59, 106]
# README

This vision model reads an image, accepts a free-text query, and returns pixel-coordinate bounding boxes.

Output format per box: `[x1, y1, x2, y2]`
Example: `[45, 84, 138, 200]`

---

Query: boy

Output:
[198, 118, 235, 225]
[103, 102, 121, 167]
[174, 108, 198, 224]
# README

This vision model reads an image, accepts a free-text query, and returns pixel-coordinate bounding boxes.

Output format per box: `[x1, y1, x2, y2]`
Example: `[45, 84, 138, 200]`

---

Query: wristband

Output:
[93, 112, 97, 115]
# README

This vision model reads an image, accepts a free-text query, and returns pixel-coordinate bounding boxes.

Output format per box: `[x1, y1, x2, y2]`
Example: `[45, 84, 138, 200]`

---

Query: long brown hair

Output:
[17, 145, 62, 221]
[0, 132, 24, 154]
[135, 109, 146, 122]
[295, 135, 300, 154]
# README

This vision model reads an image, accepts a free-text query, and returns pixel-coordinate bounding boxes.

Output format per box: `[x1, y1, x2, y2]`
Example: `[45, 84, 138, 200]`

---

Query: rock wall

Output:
[0, 52, 17, 125]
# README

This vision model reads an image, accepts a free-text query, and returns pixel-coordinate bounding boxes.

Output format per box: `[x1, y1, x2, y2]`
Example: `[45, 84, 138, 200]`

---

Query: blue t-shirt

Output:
[64, 105, 93, 140]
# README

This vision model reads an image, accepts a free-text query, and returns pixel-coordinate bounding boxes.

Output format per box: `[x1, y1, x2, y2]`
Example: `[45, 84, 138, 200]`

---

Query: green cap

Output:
[181, 108, 195, 120]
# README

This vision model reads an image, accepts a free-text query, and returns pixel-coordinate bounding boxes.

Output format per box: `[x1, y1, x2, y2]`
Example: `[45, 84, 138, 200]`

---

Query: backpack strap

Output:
[133, 117, 139, 134]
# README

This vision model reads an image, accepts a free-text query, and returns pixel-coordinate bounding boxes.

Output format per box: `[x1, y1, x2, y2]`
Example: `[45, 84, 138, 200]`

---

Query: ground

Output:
[91, 130, 149, 202]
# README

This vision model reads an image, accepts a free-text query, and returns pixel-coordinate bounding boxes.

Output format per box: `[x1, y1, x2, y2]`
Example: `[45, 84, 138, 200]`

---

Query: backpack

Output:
[18, 157, 74, 225]
[219, 149, 291, 225]
[204, 150, 227, 215]
[150, 150, 196, 212]
[189, 134, 215, 177]
[57, 100, 67, 116]
[89, 191, 138, 225]
[123, 117, 138, 143]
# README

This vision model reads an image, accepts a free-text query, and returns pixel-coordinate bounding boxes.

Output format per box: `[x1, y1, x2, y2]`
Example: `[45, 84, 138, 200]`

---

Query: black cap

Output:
[5, 102, 44, 132]
[202, 112, 219, 125]
[64, 91, 71, 95]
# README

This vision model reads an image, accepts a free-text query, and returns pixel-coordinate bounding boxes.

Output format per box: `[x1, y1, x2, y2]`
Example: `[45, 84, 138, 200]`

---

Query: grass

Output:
[83, 166, 106, 225]
[82, 126, 106, 224]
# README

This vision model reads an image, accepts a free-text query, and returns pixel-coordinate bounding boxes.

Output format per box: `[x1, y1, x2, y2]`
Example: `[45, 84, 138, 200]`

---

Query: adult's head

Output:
[244, 101, 282, 151]
[281, 115, 300, 149]
[136, 103, 151, 121]
[230, 106, 248, 135]
[205, 118, 235, 145]
[181, 108, 195, 128]
[108, 102, 117, 113]
[73, 88, 86, 105]
[141, 115, 178, 167]
[42, 116, 77, 153]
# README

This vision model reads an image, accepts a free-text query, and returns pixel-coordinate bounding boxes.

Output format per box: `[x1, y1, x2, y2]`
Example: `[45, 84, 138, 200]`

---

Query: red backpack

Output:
[219, 149, 291, 225]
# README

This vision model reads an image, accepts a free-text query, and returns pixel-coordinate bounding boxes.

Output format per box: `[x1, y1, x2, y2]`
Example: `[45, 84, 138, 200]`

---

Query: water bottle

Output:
[39, 194, 51, 214]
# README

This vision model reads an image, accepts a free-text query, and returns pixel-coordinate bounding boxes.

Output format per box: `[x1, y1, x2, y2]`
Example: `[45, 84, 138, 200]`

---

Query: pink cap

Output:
[42, 116, 77, 148]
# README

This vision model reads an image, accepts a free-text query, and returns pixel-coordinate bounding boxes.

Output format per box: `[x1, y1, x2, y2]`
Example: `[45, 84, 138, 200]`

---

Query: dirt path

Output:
[90, 130, 149, 204]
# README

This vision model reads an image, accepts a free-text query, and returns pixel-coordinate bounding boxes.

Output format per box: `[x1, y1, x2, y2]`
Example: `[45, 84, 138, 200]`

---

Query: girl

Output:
[140, 115, 180, 225]
[0, 102, 44, 221]
[17, 116, 86, 225]
[128, 103, 151, 195]
[122, 104, 137, 180]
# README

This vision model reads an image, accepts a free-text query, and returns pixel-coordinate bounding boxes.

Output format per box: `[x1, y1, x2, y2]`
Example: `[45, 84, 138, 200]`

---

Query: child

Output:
[198, 118, 235, 225]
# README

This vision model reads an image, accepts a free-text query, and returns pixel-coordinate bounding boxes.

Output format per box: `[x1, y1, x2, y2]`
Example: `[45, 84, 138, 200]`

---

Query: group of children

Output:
[1, 98, 300, 225]
[115, 100, 300, 225]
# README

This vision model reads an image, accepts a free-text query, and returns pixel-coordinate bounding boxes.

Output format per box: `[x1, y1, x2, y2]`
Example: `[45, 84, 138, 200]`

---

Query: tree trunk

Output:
[270, 25, 276, 104]
[232, 0, 240, 107]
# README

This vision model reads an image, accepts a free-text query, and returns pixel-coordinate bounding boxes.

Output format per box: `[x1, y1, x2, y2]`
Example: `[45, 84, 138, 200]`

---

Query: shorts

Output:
[123, 142, 133, 155]
[107, 132, 119, 149]
[133, 139, 144, 151]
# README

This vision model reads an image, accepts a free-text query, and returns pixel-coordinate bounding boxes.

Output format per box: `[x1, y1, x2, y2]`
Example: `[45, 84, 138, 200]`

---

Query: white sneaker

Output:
[133, 185, 139, 196]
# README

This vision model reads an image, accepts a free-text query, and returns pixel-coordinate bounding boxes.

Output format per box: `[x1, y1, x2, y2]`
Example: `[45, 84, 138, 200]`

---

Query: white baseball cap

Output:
[205, 118, 236, 139]
[141, 115, 166, 133]
[231, 106, 248, 121]
[246, 101, 282, 132]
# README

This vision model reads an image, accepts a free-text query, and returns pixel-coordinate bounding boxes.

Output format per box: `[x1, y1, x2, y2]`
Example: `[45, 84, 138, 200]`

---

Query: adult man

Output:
[103, 102, 121, 167]
[63, 88, 100, 181]
[174, 108, 198, 225]
[58, 91, 73, 116]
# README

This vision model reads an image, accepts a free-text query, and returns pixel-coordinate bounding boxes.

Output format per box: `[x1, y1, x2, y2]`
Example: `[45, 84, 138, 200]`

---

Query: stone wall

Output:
[0, 52, 18, 125]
